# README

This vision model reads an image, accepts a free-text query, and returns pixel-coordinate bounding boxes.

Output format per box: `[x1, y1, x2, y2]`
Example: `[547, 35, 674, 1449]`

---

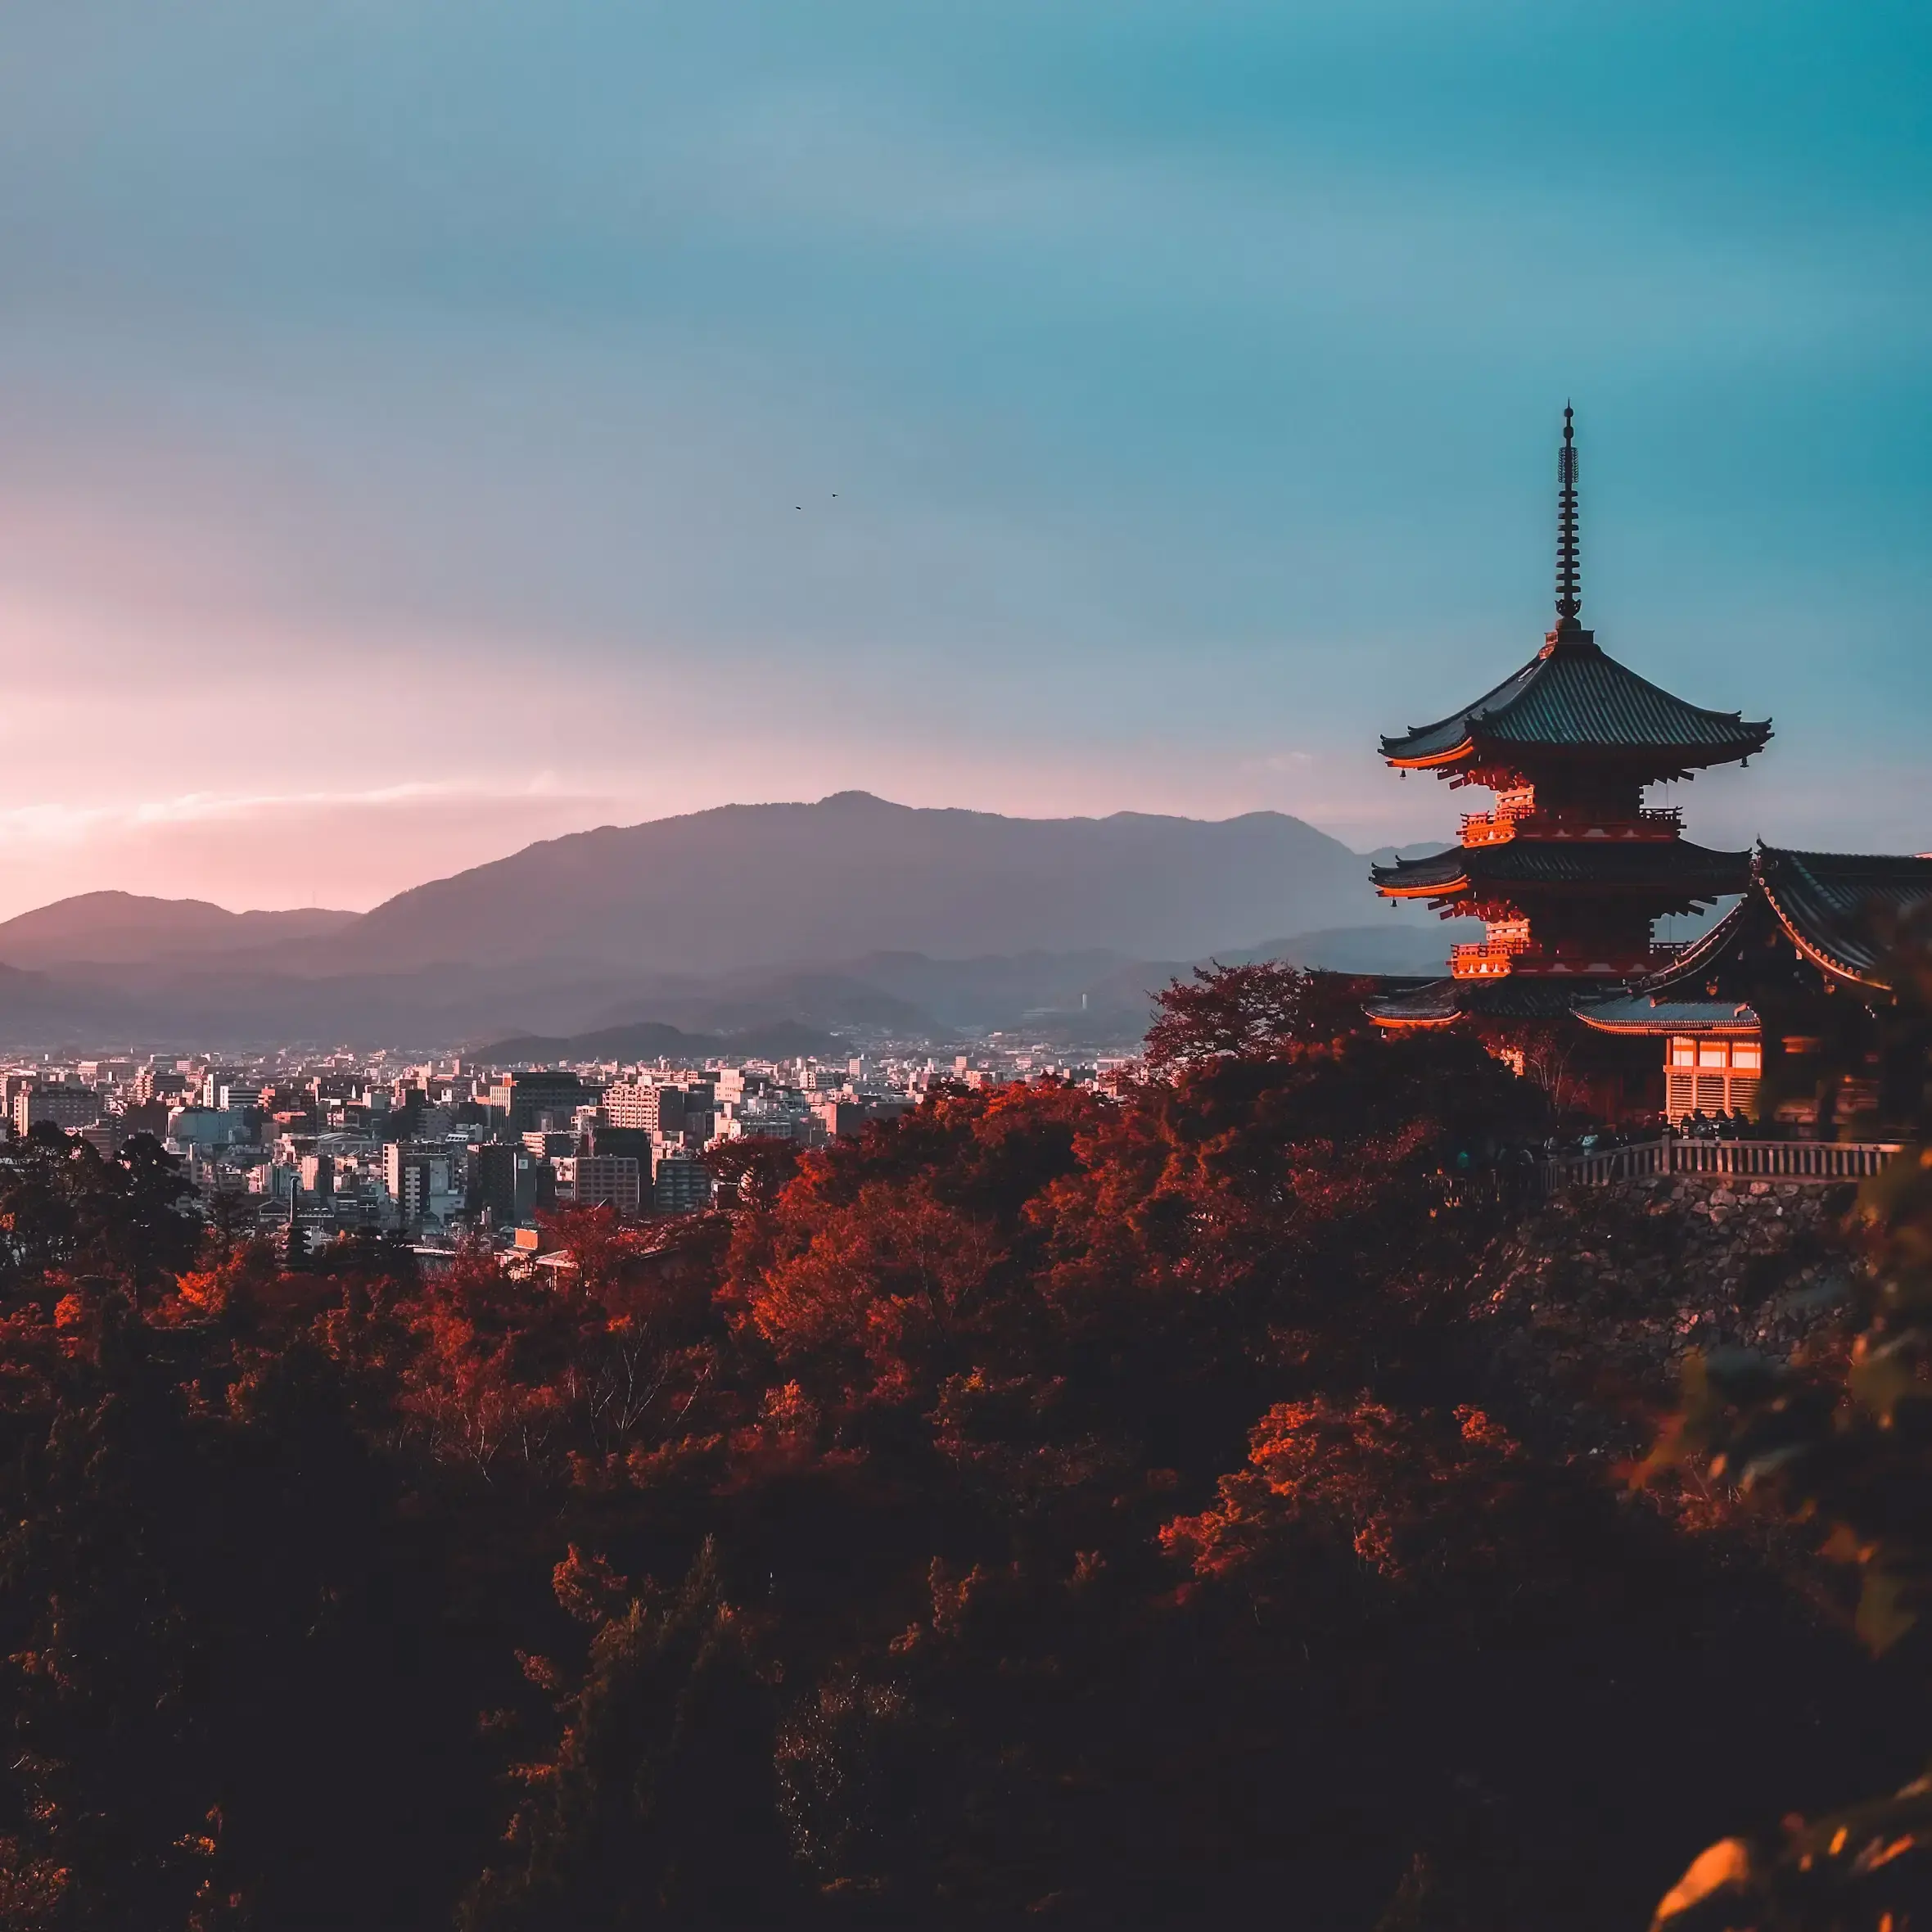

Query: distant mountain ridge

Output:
[0, 795, 1460, 1049]
[0, 892, 359, 969]
[332, 792, 1383, 975]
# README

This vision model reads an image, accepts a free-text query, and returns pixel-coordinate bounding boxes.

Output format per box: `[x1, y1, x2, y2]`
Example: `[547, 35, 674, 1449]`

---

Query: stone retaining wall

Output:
[1464, 1171, 1861, 1453]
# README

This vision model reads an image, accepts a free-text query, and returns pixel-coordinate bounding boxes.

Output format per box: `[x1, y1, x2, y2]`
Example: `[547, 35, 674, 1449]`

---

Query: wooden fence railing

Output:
[1542, 1138, 1906, 1192]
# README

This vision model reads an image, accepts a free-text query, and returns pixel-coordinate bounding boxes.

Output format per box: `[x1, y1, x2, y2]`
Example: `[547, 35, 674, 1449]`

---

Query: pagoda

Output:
[1365, 409, 1772, 1031]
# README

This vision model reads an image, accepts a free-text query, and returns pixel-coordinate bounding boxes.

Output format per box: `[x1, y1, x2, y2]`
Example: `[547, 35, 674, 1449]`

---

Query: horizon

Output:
[1, 2, 1925, 917]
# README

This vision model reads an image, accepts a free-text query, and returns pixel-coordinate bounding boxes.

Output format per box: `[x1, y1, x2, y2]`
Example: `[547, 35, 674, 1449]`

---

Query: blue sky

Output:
[0, 0, 1925, 914]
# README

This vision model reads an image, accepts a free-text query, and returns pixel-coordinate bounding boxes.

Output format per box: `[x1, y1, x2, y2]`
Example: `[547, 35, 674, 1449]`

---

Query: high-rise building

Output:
[13, 1086, 103, 1135]
[468, 1140, 540, 1223]
[568, 1154, 643, 1215]
[651, 1152, 713, 1216]
[385, 1142, 455, 1229]
[603, 1079, 684, 1135]
[129, 1067, 188, 1107]
[490, 1071, 596, 1133]
[200, 1069, 245, 1109]
[120, 1099, 172, 1140]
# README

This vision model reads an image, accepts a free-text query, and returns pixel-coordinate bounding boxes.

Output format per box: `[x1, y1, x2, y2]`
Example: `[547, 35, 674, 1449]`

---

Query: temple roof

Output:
[1575, 994, 1761, 1036]
[1649, 846, 1932, 995]
[1379, 629, 1773, 772]
[1380, 410, 1770, 777]
[1363, 976, 1618, 1028]
[1371, 837, 1751, 900]
[1757, 848, 1932, 986]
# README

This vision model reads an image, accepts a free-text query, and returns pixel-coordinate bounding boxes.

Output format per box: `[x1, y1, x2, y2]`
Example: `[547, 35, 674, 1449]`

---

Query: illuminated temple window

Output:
[1663, 1032, 1764, 1122]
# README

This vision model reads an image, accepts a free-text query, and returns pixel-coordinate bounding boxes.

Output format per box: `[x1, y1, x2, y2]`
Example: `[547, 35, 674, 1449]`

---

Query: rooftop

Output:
[1379, 411, 1770, 779]
[1650, 846, 1932, 995]
[1362, 976, 1615, 1028]
[1574, 995, 1762, 1036]
[1379, 630, 1773, 774]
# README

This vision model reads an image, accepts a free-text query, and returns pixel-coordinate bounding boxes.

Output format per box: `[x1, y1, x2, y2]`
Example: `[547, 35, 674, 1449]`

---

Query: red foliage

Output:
[1143, 959, 1379, 1067]
[0, 1033, 1903, 1931]
[1162, 1396, 1537, 1594]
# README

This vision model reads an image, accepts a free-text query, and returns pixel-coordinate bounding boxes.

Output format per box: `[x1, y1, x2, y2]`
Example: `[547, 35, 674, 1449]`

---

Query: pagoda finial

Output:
[1555, 403, 1582, 622]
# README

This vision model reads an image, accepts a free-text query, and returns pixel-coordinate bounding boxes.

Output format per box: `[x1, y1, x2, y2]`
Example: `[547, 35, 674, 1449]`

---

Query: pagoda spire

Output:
[1555, 403, 1582, 622]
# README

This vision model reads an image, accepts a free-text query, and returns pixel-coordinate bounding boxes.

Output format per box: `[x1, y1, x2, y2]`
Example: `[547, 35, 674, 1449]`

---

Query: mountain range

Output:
[0, 794, 1467, 1050]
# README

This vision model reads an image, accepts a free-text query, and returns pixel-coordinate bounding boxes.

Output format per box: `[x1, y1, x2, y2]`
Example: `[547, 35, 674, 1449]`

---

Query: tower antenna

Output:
[1555, 403, 1582, 622]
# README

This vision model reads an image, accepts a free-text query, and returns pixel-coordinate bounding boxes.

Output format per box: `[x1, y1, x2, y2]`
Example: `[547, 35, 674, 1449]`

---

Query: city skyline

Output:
[0, 1, 1925, 918]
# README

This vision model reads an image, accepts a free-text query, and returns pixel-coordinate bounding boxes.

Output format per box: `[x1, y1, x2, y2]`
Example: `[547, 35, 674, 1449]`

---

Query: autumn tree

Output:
[1142, 960, 1379, 1067]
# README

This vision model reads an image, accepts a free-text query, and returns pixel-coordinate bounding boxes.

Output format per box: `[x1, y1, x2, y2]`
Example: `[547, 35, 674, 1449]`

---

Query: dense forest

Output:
[0, 961, 1927, 1930]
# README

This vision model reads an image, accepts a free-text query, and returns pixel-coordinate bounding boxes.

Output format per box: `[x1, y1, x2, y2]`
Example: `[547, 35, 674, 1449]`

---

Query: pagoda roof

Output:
[1380, 625, 1772, 774]
[1371, 837, 1750, 901]
[1575, 994, 1760, 1036]
[1648, 846, 1932, 995]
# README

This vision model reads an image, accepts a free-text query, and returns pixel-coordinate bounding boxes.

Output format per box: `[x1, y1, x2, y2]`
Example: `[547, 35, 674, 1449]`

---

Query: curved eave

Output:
[1374, 842, 1749, 901]
[1363, 978, 1465, 1028]
[1755, 872, 1891, 992]
[1382, 739, 1477, 772]
[1576, 1002, 1761, 1037]
[1470, 730, 1770, 769]
[1641, 899, 1753, 993]
[1383, 730, 1770, 778]
[1373, 873, 1469, 899]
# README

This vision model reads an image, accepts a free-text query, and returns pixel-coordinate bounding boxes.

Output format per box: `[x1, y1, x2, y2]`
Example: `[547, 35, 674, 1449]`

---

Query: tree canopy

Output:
[0, 963, 1922, 1930]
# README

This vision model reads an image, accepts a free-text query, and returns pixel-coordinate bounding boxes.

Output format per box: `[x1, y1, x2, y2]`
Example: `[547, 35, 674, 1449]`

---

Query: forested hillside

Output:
[0, 965, 1925, 1930]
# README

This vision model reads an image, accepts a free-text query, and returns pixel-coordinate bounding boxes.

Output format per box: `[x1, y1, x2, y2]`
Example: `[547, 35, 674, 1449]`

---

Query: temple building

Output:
[1578, 846, 1932, 1133]
[1362, 409, 1932, 1130]
[1365, 409, 1770, 1036]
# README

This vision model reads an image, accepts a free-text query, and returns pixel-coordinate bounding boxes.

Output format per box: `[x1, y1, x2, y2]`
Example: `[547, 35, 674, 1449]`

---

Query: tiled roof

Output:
[1361, 979, 1463, 1026]
[1644, 846, 1932, 996]
[1755, 847, 1932, 987]
[1575, 994, 1760, 1036]
[1380, 627, 1772, 771]
[1371, 838, 1751, 897]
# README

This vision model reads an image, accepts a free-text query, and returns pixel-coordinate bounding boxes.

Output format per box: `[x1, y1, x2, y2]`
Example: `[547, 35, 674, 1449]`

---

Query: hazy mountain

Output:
[333, 792, 1384, 975]
[818, 950, 1132, 1028]
[580, 971, 935, 1038]
[1059, 922, 1476, 1037]
[567, 924, 1478, 1055]
[0, 959, 150, 1047]
[0, 797, 1465, 1050]
[0, 892, 359, 969]
[1249, 922, 1475, 976]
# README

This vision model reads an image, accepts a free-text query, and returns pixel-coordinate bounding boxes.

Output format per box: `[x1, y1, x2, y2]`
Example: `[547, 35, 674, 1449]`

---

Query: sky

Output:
[0, 0, 1925, 918]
